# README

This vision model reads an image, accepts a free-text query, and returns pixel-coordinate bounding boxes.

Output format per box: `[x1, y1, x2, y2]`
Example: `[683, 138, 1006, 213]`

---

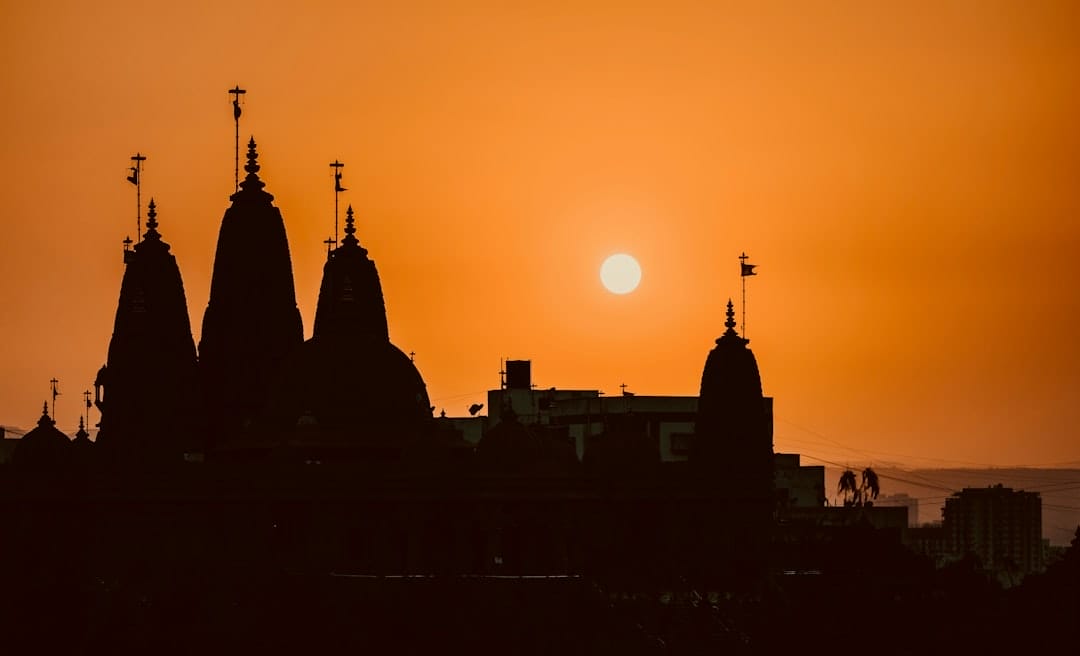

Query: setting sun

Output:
[600, 254, 642, 295]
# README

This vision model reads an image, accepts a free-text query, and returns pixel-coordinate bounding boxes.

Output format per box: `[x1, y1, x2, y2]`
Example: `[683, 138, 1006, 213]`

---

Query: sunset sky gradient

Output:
[1, 1, 1078, 469]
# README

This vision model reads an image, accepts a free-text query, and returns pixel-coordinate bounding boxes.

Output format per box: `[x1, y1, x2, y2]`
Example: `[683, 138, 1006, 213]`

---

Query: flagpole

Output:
[83, 389, 92, 429]
[49, 378, 60, 419]
[739, 252, 748, 337]
[130, 153, 145, 243]
[229, 86, 247, 193]
[329, 160, 345, 250]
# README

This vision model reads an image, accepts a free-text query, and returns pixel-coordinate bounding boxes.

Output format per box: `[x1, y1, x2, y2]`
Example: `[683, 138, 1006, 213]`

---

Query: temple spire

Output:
[38, 401, 53, 428]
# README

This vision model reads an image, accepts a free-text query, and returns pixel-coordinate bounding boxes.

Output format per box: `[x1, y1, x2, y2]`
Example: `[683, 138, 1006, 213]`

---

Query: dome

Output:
[254, 202, 434, 452]
[263, 335, 432, 444]
[12, 404, 70, 468]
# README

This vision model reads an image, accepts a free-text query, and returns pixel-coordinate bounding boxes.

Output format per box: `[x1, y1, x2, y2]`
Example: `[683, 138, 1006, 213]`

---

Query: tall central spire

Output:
[199, 137, 303, 444]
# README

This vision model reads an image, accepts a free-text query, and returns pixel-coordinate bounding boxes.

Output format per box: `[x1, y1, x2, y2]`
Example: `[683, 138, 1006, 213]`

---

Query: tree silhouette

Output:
[838, 467, 880, 507]
[860, 467, 880, 506]
[838, 469, 859, 507]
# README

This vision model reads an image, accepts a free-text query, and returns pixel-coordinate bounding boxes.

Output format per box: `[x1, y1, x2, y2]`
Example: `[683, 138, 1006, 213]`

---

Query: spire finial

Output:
[721, 298, 740, 339]
[237, 137, 266, 194]
[143, 198, 160, 240]
[38, 401, 55, 428]
[244, 137, 260, 175]
[343, 205, 357, 241]
[338, 205, 364, 253]
[79, 416, 85, 431]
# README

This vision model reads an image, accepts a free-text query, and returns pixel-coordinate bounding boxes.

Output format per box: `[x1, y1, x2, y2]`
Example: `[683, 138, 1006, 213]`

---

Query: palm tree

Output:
[860, 467, 880, 506]
[838, 469, 859, 507]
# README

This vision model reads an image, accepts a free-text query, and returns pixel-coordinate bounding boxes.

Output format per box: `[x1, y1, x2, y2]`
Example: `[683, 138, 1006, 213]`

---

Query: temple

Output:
[94, 200, 201, 462]
[198, 139, 304, 444]
[252, 204, 433, 460]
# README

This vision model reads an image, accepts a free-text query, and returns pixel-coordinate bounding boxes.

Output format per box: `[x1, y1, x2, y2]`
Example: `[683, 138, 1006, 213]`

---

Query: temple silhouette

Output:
[4, 101, 1078, 655]
[1, 108, 776, 652]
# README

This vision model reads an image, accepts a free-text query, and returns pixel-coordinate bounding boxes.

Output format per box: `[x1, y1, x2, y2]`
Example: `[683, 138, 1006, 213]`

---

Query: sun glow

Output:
[600, 254, 642, 295]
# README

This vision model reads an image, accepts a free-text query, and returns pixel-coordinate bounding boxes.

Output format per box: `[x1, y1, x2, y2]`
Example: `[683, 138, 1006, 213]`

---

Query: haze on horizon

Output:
[1, 1, 1078, 471]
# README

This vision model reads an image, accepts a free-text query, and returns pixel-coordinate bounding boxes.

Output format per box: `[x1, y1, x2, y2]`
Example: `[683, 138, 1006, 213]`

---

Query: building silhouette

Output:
[10, 403, 70, 469]
[198, 139, 304, 446]
[94, 200, 201, 462]
[0, 121, 802, 656]
[943, 484, 1044, 582]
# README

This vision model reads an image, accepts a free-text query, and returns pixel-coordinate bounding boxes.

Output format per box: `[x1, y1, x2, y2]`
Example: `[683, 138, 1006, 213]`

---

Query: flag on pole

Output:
[126, 167, 139, 185]
[233, 98, 242, 120]
[335, 171, 346, 193]
[741, 262, 757, 277]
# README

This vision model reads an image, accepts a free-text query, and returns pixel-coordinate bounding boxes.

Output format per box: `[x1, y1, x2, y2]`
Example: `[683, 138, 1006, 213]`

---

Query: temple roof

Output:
[11, 403, 70, 467]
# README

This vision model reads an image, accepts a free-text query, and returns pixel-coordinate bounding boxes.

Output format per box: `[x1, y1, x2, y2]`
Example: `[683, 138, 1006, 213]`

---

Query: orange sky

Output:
[1, 1, 1078, 469]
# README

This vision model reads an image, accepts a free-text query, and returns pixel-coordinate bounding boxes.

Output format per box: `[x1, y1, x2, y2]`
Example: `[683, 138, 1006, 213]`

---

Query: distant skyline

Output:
[2, 2, 1078, 470]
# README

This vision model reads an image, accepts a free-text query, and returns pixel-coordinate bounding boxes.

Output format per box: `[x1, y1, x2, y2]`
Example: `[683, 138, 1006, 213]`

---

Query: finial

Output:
[237, 137, 266, 194]
[720, 298, 740, 339]
[244, 137, 259, 175]
[143, 198, 160, 240]
[337, 205, 365, 254]
[38, 401, 54, 428]
[341, 205, 358, 245]
[79, 416, 85, 431]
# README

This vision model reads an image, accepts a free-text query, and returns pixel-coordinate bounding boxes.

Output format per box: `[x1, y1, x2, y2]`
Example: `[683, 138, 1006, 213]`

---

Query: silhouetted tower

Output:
[95, 199, 201, 462]
[312, 205, 389, 341]
[199, 138, 304, 443]
[691, 299, 774, 586]
[261, 205, 430, 450]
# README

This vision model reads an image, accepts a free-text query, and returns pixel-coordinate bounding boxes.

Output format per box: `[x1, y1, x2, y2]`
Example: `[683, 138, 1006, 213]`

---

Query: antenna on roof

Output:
[127, 153, 146, 243]
[329, 160, 345, 250]
[228, 85, 247, 193]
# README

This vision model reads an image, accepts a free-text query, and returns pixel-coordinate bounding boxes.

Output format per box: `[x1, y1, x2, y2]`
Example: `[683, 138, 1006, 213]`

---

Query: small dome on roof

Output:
[12, 403, 70, 468]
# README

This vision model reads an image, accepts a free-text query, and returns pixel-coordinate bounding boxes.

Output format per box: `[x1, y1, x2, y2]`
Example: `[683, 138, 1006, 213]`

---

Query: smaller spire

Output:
[238, 136, 266, 193]
[37, 401, 54, 428]
[143, 198, 160, 240]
